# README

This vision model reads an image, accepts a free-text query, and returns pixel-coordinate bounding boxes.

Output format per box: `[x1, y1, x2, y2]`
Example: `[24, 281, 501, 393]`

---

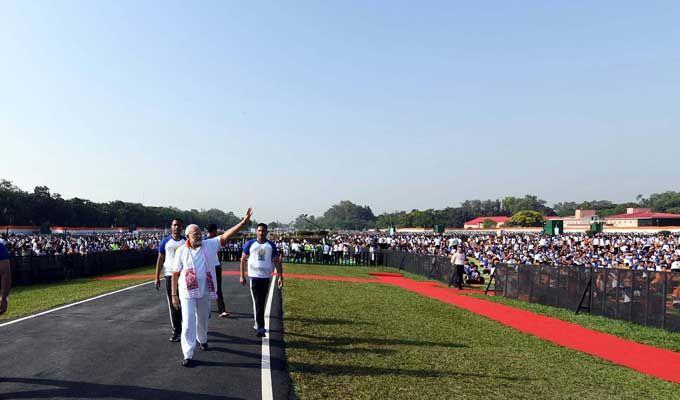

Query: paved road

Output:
[0, 262, 292, 400]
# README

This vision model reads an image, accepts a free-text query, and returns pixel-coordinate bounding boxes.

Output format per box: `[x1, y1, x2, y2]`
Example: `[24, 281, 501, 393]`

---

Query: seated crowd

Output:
[0, 233, 163, 256]
[273, 232, 680, 272]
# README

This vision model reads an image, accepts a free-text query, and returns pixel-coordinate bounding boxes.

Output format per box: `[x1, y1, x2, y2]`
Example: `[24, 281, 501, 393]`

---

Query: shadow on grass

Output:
[285, 341, 399, 355]
[288, 363, 535, 381]
[0, 377, 245, 400]
[285, 331, 467, 349]
[284, 317, 376, 326]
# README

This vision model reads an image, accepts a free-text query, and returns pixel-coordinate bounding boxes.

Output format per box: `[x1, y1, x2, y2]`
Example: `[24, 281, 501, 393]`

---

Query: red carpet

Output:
[375, 275, 680, 384]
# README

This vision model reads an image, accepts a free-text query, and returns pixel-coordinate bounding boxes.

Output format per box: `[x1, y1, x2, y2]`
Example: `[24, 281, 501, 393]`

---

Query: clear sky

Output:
[1, 1, 678, 223]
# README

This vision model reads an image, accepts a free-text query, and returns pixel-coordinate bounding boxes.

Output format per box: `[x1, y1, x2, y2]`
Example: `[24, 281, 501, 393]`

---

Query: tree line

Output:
[0, 180, 243, 230]
[292, 192, 680, 230]
[1, 179, 678, 230]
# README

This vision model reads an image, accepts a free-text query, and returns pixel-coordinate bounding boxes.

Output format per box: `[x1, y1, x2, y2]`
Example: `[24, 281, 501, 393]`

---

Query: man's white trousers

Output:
[179, 294, 210, 359]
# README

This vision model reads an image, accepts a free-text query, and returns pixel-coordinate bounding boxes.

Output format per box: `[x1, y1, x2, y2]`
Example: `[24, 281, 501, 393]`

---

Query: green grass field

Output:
[283, 263, 429, 281]
[6, 262, 680, 398]
[283, 269, 679, 399]
[1, 265, 155, 321]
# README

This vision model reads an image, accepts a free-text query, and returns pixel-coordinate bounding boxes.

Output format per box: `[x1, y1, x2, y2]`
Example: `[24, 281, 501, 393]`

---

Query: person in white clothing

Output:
[240, 223, 283, 338]
[171, 208, 252, 367]
[451, 246, 467, 289]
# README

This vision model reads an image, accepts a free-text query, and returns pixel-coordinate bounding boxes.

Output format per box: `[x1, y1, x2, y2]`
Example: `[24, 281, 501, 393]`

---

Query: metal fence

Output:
[491, 263, 680, 332]
[278, 251, 382, 266]
[381, 251, 457, 286]
[10, 250, 157, 285]
[379, 251, 680, 333]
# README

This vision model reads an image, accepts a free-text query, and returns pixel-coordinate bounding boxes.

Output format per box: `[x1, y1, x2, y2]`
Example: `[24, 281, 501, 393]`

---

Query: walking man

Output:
[171, 208, 252, 367]
[154, 218, 185, 341]
[451, 246, 467, 290]
[0, 240, 11, 315]
[240, 223, 283, 338]
[206, 223, 229, 318]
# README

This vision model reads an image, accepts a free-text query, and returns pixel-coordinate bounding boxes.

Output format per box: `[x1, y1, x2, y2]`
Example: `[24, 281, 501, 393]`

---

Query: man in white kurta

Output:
[172, 228, 220, 364]
[171, 208, 253, 367]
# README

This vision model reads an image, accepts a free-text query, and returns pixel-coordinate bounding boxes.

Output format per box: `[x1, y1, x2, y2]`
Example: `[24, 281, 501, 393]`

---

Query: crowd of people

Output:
[270, 232, 680, 272]
[0, 233, 163, 256]
[1, 230, 679, 271]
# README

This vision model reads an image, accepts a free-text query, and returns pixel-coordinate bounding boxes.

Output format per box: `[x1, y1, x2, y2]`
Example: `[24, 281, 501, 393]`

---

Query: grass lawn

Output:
[283, 278, 679, 399]
[1, 265, 156, 322]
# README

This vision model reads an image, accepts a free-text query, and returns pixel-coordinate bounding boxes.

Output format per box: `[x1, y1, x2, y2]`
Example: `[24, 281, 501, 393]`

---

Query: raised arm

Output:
[220, 208, 253, 246]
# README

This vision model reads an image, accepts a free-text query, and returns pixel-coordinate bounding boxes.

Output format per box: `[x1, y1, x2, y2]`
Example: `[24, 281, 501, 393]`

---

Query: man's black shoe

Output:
[182, 358, 194, 368]
[169, 334, 180, 342]
[256, 328, 266, 338]
[199, 342, 209, 351]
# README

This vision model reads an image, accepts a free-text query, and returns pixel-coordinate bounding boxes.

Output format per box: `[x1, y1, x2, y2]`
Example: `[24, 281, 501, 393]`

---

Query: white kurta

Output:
[172, 237, 222, 359]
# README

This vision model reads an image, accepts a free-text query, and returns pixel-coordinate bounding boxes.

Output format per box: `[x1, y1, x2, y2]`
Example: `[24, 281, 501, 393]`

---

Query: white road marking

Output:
[261, 276, 277, 400]
[0, 280, 153, 328]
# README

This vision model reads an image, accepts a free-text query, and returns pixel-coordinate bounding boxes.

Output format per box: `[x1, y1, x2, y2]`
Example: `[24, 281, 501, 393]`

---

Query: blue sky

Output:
[1, 1, 678, 222]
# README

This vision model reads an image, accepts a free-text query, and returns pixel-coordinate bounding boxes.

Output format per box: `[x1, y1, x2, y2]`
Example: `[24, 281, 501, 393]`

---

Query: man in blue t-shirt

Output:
[154, 218, 186, 342]
[0, 242, 11, 315]
[240, 223, 283, 338]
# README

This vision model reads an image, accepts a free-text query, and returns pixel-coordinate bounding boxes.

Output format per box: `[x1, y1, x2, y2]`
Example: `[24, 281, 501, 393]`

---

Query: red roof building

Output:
[463, 216, 510, 229]
[605, 208, 680, 228]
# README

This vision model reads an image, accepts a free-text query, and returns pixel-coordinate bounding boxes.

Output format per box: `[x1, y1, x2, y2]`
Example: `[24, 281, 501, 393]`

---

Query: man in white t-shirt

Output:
[450, 246, 467, 289]
[171, 208, 252, 367]
[240, 223, 283, 338]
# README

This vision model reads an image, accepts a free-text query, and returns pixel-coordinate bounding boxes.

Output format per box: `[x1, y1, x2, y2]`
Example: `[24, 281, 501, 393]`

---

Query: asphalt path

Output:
[0, 262, 292, 400]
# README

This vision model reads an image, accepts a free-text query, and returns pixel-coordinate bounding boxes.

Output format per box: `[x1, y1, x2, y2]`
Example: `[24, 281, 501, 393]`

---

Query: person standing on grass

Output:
[0, 241, 12, 315]
[171, 208, 252, 367]
[154, 218, 185, 342]
[451, 246, 466, 290]
[240, 223, 283, 338]
[206, 223, 229, 318]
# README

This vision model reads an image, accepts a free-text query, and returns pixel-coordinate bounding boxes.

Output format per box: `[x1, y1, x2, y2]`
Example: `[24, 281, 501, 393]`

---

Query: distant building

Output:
[605, 208, 680, 228]
[463, 216, 510, 229]
[545, 209, 598, 229]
